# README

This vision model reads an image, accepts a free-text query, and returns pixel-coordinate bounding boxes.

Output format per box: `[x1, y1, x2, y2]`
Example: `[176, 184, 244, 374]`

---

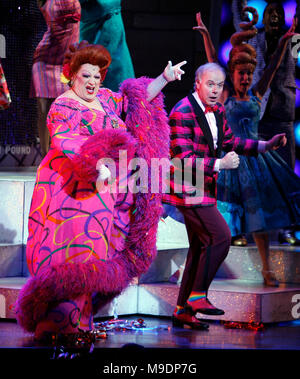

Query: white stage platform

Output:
[0, 169, 299, 324]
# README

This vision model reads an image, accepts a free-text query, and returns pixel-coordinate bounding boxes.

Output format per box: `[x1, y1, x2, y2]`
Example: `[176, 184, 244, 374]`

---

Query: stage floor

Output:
[0, 315, 300, 379]
[1, 315, 299, 350]
[0, 315, 299, 376]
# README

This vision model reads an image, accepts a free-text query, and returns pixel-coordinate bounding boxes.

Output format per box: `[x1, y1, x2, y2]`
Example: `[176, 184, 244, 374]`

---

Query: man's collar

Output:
[192, 92, 205, 111]
[192, 92, 220, 114]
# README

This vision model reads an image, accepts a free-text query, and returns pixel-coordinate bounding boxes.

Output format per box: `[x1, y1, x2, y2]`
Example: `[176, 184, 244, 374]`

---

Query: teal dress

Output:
[217, 94, 300, 236]
[79, 0, 135, 91]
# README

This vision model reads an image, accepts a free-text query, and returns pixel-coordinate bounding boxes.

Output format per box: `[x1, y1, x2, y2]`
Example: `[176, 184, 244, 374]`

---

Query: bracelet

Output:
[162, 72, 169, 83]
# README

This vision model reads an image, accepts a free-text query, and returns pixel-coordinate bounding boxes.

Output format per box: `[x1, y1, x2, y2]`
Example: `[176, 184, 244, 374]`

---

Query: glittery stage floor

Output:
[0, 315, 299, 351]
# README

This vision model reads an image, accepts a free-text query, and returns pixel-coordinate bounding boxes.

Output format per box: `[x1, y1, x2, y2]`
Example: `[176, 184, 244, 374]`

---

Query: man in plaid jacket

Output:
[163, 62, 287, 330]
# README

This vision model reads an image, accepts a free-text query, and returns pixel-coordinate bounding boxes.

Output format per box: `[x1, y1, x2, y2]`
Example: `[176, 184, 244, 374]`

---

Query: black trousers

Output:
[176, 206, 231, 307]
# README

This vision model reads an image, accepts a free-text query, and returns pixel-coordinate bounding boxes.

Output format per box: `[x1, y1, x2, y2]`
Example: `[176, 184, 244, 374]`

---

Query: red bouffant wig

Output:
[63, 41, 112, 81]
[228, 44, 257, 74]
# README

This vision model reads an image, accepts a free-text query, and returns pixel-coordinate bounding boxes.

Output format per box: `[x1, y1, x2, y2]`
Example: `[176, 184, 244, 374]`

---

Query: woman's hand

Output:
[192, 12, 209, 35]
[265, 133, 287, 151]
[96, 163, 112, 193]
[146, 60, 187, 102]
[163, 60, 187, 82]
[97, 164, 111, 181]
[279, 16, 298, 46]
[192, 11, 218, 63]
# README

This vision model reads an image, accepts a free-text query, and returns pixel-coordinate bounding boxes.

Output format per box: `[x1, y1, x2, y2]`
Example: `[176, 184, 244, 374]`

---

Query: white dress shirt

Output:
[192, 92, 218, 149]
[192, 92, 220, 171]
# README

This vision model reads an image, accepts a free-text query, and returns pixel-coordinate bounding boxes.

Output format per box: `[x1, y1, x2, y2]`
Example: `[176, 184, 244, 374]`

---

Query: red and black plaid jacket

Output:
[162, 93, 259, 207]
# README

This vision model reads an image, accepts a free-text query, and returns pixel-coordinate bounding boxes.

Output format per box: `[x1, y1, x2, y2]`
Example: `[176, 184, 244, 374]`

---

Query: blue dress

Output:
[79, 0, 135, 92]
[217, 94, 300, 236]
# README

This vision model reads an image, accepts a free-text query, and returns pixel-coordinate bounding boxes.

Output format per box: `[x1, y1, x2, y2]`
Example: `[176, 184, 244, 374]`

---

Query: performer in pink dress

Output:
[0, 59, 11, 110]
[17, 41, 186, 343]
[31, 0, 81, 157]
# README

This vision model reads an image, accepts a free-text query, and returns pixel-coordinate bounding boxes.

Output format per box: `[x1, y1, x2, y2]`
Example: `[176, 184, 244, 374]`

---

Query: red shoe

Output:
[185, 297, 224, 316]
[172, 310, 209, 330]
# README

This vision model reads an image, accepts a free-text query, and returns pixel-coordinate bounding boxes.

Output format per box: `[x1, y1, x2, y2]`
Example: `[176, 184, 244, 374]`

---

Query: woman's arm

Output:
[193, 12, 218, 63]
[48, 101, 89, 159]
[232, 0, 249, 31]
[49, 100, 135, 186]
[146, 60, 187, 102]
[193, 12, 229, 104]
[99, 60, 186, 116]
[252, 18, 298, 99]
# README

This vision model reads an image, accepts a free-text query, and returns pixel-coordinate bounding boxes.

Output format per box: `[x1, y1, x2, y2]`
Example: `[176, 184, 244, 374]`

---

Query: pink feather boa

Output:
[62, 128, 136, 196]
[72, 128, 136, 182]
[16, 77, 170, 332]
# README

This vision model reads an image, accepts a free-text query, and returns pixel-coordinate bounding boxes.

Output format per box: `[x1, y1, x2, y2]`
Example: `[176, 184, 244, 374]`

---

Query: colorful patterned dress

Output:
[30, 0, 81, 98]
[0, 60, 11, 110]
[217, 94, 300, 236]
[16, 78, 170, 336]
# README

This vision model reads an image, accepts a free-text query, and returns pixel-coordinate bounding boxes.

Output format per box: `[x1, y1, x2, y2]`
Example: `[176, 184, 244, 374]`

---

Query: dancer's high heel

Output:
[262, 270, 279, 287]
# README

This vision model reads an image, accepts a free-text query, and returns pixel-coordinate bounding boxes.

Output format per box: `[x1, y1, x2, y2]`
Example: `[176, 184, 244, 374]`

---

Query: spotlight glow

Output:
[296, 79, 300, 108]
[218, 40, 231, 65]
[283, 0, 297, 27]
[221, 2, 231, 25]
[295, 159, 300, 177]
[247, 0, 268, 28]
[295, 122, 300, 146]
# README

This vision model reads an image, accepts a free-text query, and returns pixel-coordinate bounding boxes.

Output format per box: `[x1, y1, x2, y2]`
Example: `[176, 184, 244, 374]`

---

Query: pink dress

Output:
[16, 79, 171, 338]
[30, 0, 81, 98]
[0, 60, 11, 110]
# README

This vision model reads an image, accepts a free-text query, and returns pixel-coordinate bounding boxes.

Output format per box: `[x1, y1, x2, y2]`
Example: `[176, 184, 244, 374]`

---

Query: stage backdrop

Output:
[0, 0, 298, 169]
[0, 0, 216, 167]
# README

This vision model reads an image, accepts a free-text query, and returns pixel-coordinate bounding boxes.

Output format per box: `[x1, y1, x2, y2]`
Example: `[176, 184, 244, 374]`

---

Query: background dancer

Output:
[31, 0, 81, 157]
[195, 8, 300, 286]
[232, 0, 300, 245]
[79, 0, 135, 91]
